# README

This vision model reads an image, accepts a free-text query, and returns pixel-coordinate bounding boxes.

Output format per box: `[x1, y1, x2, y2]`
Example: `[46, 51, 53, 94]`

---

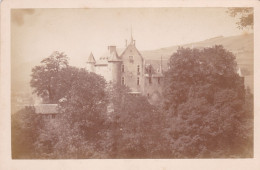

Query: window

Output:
[121, 64, 124, 72]
[137, 65, 140, 74]
[149, 77, 152, 84]
[148, 65, 152, 74]
[52, 114, 56, 119]
[129, 56, 134, 63]
[137, 77, 140, 85]
[158, 77, 160, 84]
[121, 77, 125, 85]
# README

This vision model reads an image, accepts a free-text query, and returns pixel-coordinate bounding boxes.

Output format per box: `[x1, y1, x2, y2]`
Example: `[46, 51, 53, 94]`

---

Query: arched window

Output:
[121, 77, 125, 85]
[121, 64, 124, 72]
[137, 65, 140, 74]
[137, 77, 140, 85]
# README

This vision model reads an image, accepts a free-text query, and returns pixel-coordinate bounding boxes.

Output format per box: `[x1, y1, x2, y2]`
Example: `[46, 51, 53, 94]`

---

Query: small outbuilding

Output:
[34, 104, 59, 119]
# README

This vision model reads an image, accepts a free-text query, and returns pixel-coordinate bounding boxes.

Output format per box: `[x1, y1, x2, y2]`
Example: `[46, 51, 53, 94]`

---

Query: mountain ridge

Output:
[12, 33, 254, 94]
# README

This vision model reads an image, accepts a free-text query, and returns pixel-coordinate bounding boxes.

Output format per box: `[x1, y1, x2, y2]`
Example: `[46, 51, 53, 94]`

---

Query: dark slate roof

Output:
[34, 104, 59, 114]
[108, 51, 121, 62]
[99, 48, 124, 60]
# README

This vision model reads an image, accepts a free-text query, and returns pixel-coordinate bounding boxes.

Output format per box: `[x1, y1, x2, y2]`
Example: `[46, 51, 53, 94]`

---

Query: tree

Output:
[163, 46, 242, 111]
[162, 46, 252, 158]
[59, 68, 107, 116]
[107, 84, 165, 158]
[30, 51, 69, 103]
[30, 57, 111, 158]
[227, 8, 253, 29]
[39, 68, 109, 158]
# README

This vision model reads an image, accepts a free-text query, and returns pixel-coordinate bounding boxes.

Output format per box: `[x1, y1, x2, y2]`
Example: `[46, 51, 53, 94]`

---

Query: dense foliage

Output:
[107, 84, 165, 158]
[162, 46, 253, 157]
[11, 107, 43, 158]
[30, 51, 69, 103]
[34, 67, 109, 158]
[12, 47, 253, 158]
[227, 8, 253, 29]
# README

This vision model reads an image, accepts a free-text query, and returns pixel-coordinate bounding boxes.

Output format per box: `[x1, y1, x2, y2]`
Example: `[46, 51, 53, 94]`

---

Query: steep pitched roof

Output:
[99, 48, 124, 60]
[120, 44, 144, 61]
[108, 51, 121, 62]
[87, 52, 96, 63]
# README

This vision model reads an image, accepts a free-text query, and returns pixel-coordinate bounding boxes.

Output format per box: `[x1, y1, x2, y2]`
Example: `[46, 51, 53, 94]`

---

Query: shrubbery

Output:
[12, 46, 253, 158]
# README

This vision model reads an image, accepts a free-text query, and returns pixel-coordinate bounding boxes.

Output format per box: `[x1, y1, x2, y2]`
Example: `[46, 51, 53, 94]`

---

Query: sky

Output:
[11, 8, 250, 68]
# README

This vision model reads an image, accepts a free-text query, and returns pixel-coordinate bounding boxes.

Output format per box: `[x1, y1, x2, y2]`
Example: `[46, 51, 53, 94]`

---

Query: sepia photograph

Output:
[9, 7, 254, 160]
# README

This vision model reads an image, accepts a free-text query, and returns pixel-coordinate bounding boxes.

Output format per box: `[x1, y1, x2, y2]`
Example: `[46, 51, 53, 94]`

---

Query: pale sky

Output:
[11, 8, 249, 68]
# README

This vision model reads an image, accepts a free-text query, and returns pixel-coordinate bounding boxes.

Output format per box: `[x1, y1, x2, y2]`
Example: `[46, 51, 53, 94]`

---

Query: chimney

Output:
[108, 46, 117, 54]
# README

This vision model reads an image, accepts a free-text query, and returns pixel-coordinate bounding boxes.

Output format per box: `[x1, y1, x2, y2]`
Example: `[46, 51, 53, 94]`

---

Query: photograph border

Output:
[1, 0, 260, 169]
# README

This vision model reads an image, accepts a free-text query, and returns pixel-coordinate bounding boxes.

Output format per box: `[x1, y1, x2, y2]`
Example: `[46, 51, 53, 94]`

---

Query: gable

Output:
[120, 44, 143, 62]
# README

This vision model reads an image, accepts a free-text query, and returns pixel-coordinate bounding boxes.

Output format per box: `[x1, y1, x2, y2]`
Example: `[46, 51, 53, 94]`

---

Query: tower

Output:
[107, 46, 122, 84]
[86, 52, 96, 72]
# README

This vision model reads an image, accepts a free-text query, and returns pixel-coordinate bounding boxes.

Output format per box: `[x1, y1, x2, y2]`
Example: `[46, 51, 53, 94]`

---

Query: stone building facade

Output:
[86, 35, 165, 102]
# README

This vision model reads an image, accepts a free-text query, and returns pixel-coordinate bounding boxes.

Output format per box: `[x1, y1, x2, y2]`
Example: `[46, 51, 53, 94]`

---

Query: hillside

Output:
[141, 33, 254, 91]
[141, 34, 253, 72]
[12, 33, 254, 96]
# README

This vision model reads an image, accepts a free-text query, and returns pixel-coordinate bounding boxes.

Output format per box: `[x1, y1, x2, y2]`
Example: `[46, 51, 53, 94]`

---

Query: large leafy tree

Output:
[163, 46, 243, 112]
[30, 51, 69, 103]
[35, 68, 109, 158]
[28, 53, 111, 158]
[59, 68, 107, 116]
[107, 84, 165, 158]
[227, 7, 253, 29]
[162, 46, 252, 158]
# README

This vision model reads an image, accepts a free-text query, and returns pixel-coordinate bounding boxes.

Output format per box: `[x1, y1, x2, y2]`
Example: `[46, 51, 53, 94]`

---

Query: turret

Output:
[107, 46, 122, 84]
[86, 52, 96, 72]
